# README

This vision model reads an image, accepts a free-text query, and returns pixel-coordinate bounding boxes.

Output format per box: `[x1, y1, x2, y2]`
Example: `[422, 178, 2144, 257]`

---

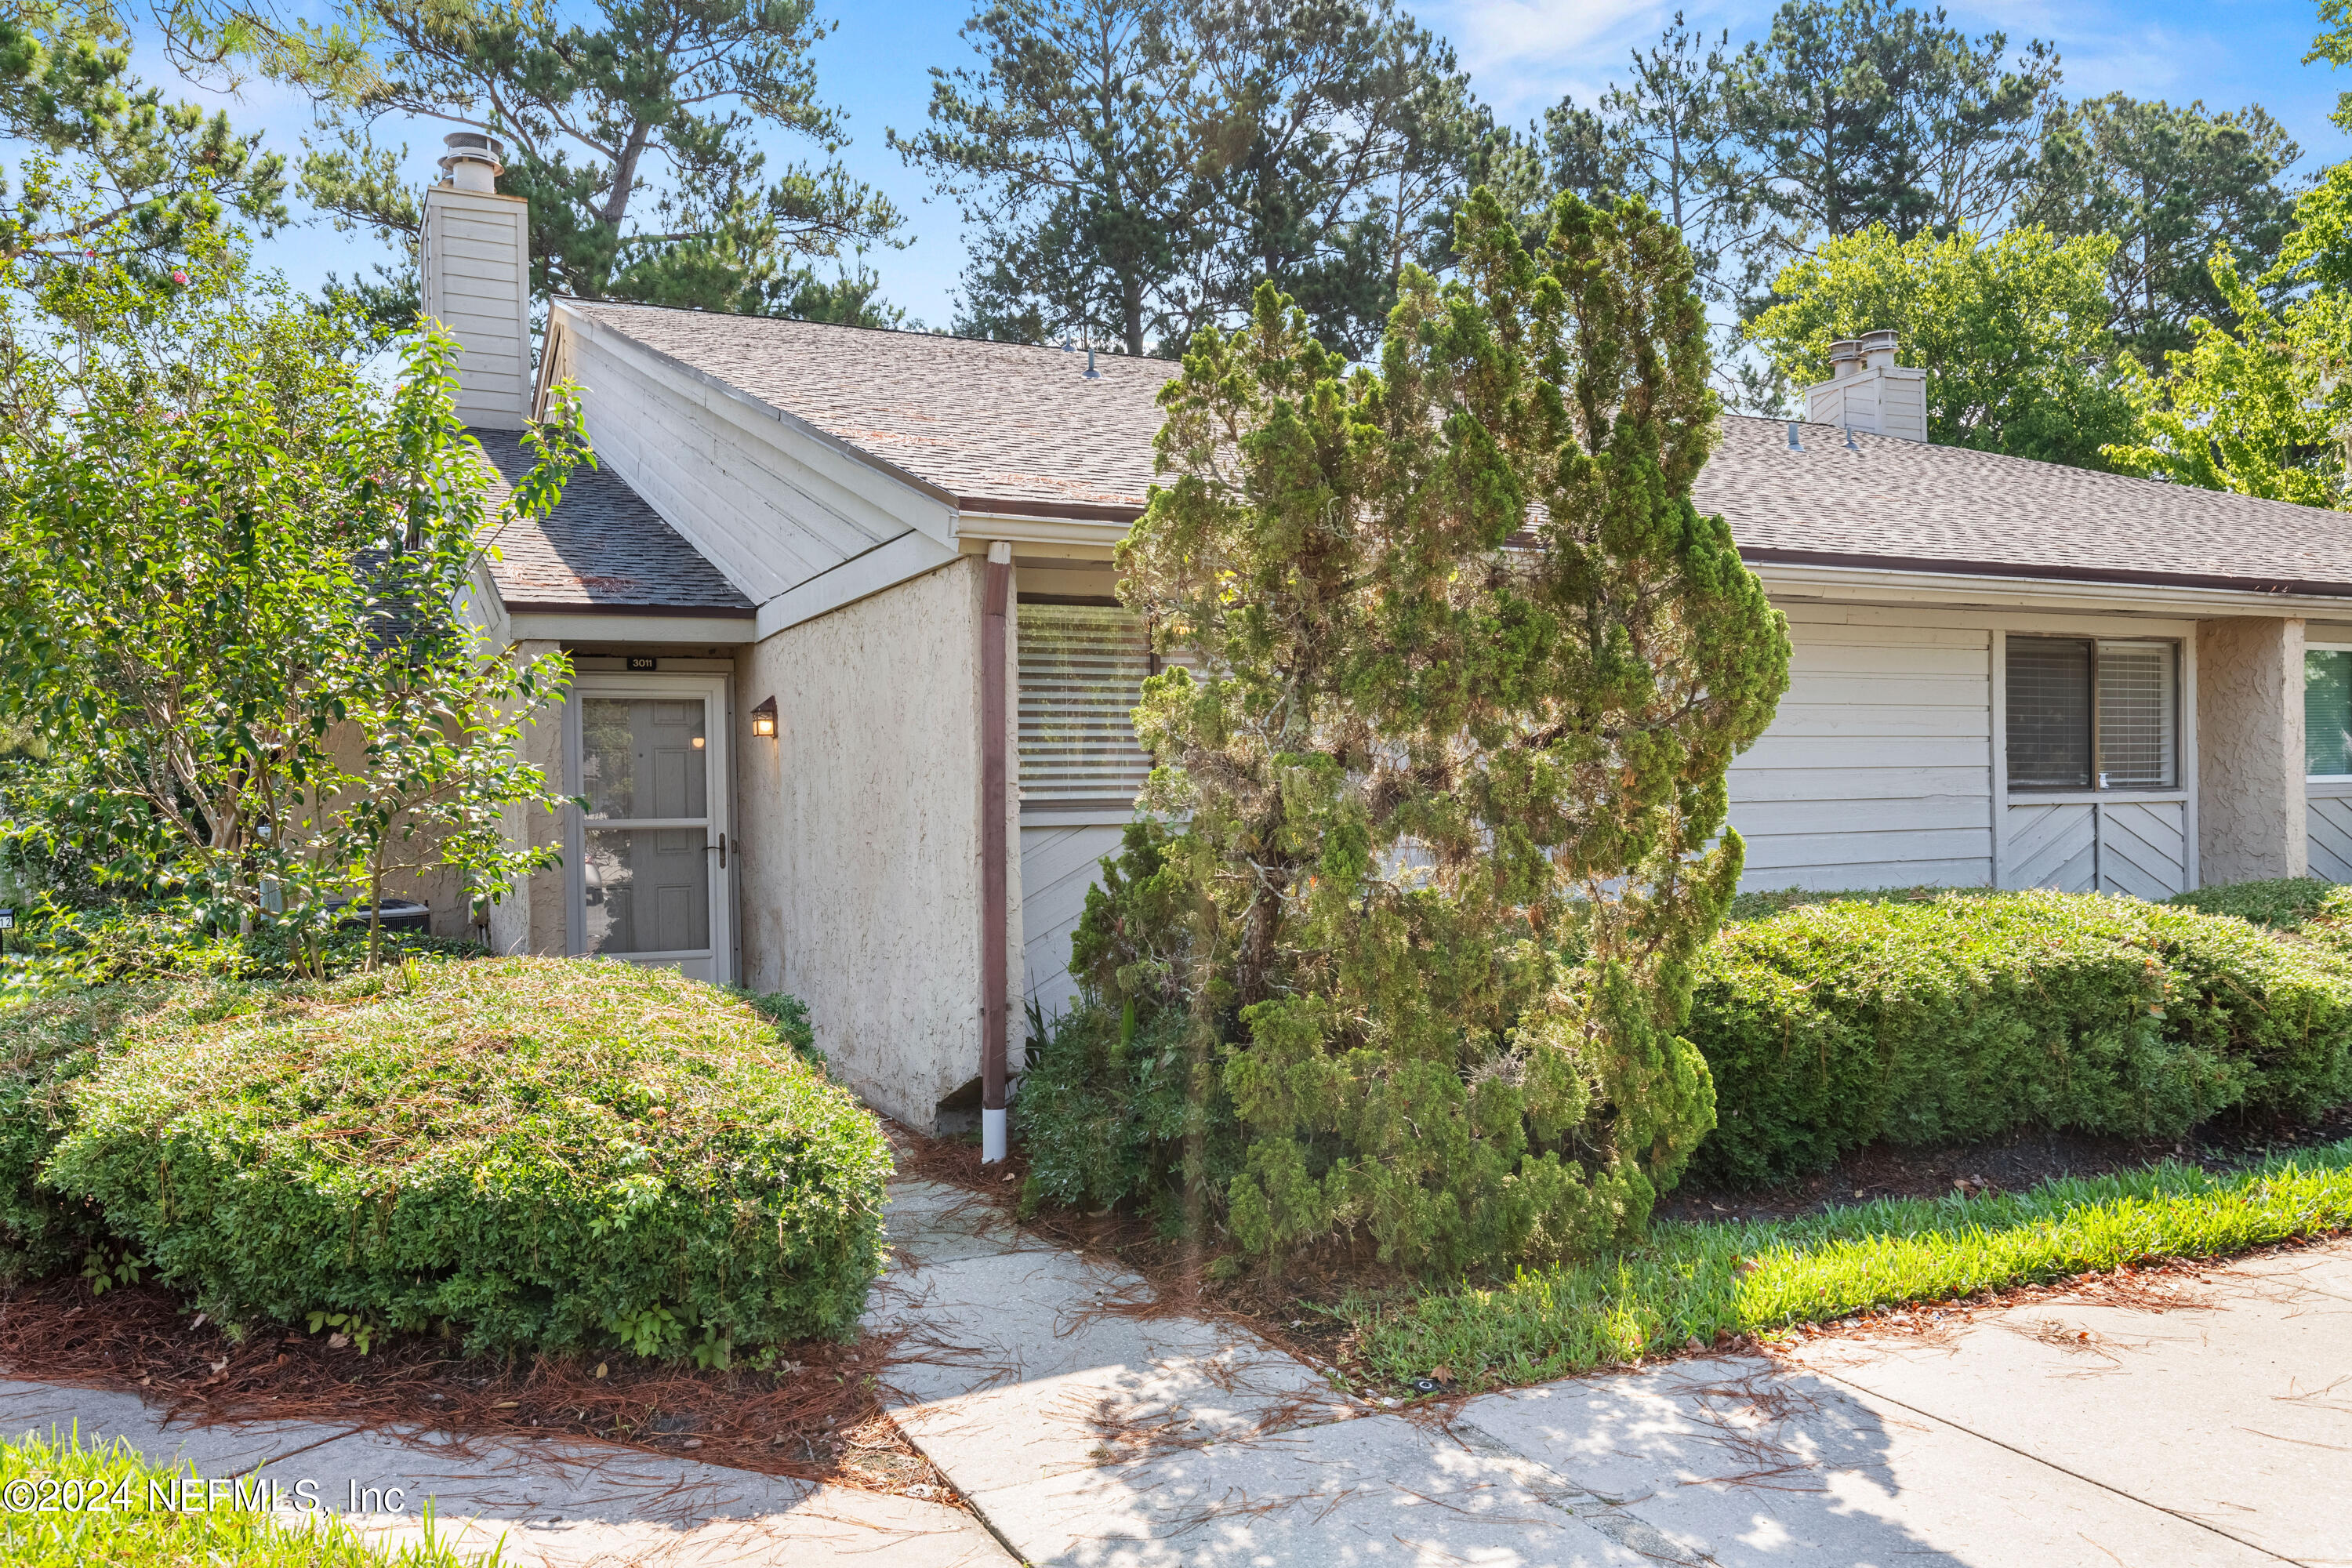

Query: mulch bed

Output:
[0, 1275, 957, 1504]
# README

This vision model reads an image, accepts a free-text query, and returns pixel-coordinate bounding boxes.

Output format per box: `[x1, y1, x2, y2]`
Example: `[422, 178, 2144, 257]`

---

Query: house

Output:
[418, 138, 2352, 1138]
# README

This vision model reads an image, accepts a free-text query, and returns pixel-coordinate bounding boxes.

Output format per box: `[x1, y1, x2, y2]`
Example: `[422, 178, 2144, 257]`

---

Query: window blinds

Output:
[2309, 649, 2352, 777]
[2006, 637, 2093, 789]
[1016, 604, 1156, 810]
[2005, 637, 2176, 790]
[2096, 642, 2175, 788]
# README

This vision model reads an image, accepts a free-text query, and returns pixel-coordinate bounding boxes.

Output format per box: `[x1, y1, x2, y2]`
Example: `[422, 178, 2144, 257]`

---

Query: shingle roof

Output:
[471, 427, 753, 615]
[560, 300, 1176, 520]
[554, 301, 2352, 597]
[1697, 415, 2352, 595]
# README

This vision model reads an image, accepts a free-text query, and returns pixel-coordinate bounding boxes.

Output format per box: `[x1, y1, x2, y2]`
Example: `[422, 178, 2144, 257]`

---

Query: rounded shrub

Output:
[1690, 890, 2352, 1186]
[42, 957, 887, 1356]
[0, 985, 177, 1282]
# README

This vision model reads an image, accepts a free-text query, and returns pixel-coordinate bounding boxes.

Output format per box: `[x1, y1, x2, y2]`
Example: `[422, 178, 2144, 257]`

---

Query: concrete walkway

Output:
[875, 1176, 2352, 1566]
[7, 1178, 2346, 1566]
[0, 1375, 1004, 1566]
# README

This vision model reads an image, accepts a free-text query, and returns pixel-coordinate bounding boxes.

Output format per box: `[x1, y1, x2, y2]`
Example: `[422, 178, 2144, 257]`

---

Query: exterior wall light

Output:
[750, 696, 779, 738]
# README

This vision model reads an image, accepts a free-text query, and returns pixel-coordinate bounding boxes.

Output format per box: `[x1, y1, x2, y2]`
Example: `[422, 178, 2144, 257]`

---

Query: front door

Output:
[567, 675, 733, 983]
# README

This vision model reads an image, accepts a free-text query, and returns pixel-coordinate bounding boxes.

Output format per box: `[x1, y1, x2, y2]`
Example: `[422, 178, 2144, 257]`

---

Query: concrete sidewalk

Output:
[7, 1180, 2344, 1566]
[874, 1176, 2352, 1566]
[0, 1376, 1006, 1566]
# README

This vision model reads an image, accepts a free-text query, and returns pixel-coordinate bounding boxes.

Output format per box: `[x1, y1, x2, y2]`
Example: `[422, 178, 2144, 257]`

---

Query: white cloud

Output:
[1441, 0, 1665, 64]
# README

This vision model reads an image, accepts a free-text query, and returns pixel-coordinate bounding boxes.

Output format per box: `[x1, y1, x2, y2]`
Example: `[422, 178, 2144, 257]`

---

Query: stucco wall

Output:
[732, 557, 1021, 1130]
[486, 638, 571, 956]
[2198, 616, 2307, 884]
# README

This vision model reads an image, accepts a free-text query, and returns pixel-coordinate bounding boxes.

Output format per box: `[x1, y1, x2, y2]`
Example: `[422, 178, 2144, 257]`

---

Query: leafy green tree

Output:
[2101, 251, 2352, 507]
[0, 0, 286, 280]
[1087, 189, 1788, 1272]
[1746, 223, 2132, 470]
[2018, 95, 2303, 361]
[299, 0, 902, 315]
[1725, 0, 2057, 261]
[0, 252, 586, 967]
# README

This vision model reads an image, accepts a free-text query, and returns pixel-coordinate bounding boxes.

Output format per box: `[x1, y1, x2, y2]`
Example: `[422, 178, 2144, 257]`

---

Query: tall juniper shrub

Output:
[1033, 189, 1791, 1274]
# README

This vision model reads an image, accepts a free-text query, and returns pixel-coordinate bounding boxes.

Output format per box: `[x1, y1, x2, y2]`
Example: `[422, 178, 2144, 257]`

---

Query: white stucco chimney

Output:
[419, 132, 531, 430]
[1806, 328, 1927, 441]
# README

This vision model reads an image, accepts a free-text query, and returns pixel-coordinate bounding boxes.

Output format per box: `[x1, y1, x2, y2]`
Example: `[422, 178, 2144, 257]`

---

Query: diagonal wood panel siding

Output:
[2310, 793, 2352, 883]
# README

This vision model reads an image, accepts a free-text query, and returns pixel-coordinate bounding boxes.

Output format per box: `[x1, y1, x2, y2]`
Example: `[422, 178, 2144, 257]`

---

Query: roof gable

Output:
[559, 300, 1176, 521]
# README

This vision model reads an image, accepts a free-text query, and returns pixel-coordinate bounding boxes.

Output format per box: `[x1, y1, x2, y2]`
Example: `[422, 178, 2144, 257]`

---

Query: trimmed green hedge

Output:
[2165, 877, 2349, 931]
[1692, 890, 2352, 1185]
[41, 957, 887, 1357]
[0, 985, 172, 1281]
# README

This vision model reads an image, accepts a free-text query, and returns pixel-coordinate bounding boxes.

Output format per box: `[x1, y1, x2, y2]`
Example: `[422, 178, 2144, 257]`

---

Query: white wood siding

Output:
[1728, 615, 1994, 891]
[552, 328, 926, 605]
[420, 189, 529, 430]
[1802, 367, 1929, 442]
[1021, 822, 1124, 1019]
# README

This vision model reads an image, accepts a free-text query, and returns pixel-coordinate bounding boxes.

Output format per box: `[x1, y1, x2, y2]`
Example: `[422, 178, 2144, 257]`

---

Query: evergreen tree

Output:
[1595, 13, 1765, 300]
[298, 0, 902, 315]
[901, 0, 1485, 358]
[1725, 0, 2056, 261]
[2018, 95, 2303, 361]
[1085, 190, 1788, 1272]
[0, 0, 286, 281]
[895, 0, 1195, 355]
[1178, 0, 1483, 358]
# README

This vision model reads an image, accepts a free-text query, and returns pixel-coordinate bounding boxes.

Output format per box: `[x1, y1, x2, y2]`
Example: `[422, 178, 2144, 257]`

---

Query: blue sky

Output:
[130, 0, 2352, 328]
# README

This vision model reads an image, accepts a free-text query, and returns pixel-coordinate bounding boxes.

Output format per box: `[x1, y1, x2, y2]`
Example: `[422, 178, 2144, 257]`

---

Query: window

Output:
[1017, 604, 1156, 811]
[2309, 648, 2352, 777]
[2005, 637, 2176, 790]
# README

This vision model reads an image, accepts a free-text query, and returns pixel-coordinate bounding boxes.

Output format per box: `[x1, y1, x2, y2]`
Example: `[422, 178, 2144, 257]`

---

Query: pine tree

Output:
[298, 0, 901, 314]
[1091, 188, 1789, 1272]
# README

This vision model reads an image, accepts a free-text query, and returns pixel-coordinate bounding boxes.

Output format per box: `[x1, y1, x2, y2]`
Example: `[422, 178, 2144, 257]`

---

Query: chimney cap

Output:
[1857, 327, 1899, 353]
[437, 130, 506, 192]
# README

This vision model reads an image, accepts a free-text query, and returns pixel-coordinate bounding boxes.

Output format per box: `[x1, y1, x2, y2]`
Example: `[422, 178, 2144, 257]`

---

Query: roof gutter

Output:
[1737, 545, 2352, 601]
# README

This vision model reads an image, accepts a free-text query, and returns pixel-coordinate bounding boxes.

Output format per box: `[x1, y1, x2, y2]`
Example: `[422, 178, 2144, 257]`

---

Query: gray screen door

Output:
[568, 676, 732, 982]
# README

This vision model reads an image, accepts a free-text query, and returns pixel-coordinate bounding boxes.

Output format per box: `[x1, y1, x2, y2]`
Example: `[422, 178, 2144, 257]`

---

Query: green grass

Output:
[1337, 1138, 2352, 1392]
[0, 1428, 495, 1565]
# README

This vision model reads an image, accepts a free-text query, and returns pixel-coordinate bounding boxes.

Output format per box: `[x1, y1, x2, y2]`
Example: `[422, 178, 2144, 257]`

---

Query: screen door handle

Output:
[708, 832, 727, 869]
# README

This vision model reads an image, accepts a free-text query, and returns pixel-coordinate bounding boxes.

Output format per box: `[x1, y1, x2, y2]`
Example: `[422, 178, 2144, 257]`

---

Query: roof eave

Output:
[1738, 545, 2352, 601]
